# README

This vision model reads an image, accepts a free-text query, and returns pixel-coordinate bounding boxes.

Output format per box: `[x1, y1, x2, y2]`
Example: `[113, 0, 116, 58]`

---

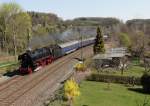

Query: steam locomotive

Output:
[18, 37, 95, 74]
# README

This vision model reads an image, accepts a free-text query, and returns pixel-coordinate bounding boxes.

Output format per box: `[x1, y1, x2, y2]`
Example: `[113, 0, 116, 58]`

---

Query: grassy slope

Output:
[114, 65, 145, 77]
[116, 58, 145, 77]
[0, 62, 17, 67]
[93, 65, 145, 77]
[74, 81, 150, 106]
[0, 61, 19, 74]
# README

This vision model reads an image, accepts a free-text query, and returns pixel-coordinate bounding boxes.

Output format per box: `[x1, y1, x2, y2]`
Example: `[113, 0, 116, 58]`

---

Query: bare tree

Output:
[119, 56, 128, 75]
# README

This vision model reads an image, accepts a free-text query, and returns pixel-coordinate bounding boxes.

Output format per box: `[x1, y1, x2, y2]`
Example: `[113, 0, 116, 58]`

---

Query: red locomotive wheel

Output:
[28, 68, 32, 74]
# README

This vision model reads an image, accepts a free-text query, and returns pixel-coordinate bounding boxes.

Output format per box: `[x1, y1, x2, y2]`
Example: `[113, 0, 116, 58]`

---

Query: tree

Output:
[119, 33, 131, 48]
[64, 78, 80, 106]
[130, 31, 145, 58]
[7, 12, 32, 55]
[32, 24, 48, 36]
[0, 2, 32, 55]
[93, 27, 105, 54]
[119, 56, 128, 75]
[0, 2, 22, 51]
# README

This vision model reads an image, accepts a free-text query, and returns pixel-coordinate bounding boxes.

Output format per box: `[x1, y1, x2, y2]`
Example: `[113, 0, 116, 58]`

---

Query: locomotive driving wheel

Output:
[28, 68, 32, 74]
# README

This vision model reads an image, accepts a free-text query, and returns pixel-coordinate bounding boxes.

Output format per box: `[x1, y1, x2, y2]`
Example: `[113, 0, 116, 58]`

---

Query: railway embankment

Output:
[0, 45, 93, 106]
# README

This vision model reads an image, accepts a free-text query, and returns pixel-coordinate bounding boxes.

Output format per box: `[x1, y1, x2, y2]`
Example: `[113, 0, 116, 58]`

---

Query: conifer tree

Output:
[93, 27, 105, 54]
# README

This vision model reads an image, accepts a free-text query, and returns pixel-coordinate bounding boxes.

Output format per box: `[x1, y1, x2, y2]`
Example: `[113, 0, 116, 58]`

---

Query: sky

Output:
[0, 0, 150, 21]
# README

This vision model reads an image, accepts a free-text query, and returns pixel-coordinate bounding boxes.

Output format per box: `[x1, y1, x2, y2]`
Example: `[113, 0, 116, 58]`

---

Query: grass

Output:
[48, 101, 64, 106]
[0, 61, 18, 68]
[0, 61, 19, 74]
[74, 81, 150, 106]
[114, 65, 145, 77]
[93, 65, 145, 77]
[92, 57, 146, 77]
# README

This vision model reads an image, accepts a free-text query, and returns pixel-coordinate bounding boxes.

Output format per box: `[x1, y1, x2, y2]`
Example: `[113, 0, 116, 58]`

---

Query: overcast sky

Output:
[0, 0, 150, 21]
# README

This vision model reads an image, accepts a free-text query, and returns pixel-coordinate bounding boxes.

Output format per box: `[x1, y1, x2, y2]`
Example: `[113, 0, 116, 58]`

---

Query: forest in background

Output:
[0, 3, 149, 57]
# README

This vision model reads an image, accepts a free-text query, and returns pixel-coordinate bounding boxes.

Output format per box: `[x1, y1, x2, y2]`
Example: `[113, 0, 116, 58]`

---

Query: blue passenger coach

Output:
[58, 37, 95, 55]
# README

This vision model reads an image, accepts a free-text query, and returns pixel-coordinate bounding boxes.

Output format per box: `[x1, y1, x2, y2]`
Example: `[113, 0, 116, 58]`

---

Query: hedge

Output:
[87, 73, 141, 85]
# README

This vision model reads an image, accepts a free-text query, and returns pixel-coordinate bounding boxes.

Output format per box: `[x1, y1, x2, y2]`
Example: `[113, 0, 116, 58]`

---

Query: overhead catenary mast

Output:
[77, 27, 83, 61]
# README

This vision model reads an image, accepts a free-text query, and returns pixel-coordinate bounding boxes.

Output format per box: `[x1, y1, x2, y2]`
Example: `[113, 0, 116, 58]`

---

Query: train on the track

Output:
[18, 37, 95, 74]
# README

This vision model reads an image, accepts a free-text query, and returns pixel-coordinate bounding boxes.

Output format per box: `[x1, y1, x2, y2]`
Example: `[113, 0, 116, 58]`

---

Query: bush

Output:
[87, 73, 141, 85]
[141, 72, 150, 93]
[74, 62, 86, 72]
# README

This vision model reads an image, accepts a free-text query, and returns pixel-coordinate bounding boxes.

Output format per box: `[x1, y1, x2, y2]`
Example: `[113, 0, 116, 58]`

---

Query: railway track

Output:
[0, 52, 78, 104]
[0, 48, 76, 94]
[0, 76, 21, 91]
[0, 45, 93, 106]
[13, 59, 76, 106]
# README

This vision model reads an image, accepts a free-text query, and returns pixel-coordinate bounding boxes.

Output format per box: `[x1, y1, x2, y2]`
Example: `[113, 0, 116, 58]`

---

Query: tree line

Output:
[0, 2, 150, 58]
[0, 2, 66, 56]
[0, 2, 32, 56]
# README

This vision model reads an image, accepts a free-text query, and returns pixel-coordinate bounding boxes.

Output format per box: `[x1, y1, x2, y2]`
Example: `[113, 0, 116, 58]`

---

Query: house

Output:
[93, 47, 131, 69]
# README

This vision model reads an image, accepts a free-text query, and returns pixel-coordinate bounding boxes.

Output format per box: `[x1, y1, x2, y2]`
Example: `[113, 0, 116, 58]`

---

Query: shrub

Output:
[64, 78, 80, 106]
[141, 72, 150, 93]
[74, 61, 86, 72]
[87, 73, 141, 85]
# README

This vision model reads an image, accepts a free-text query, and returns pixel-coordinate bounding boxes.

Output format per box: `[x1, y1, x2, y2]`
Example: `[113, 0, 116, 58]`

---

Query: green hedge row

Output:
[87, 73, 141, 85]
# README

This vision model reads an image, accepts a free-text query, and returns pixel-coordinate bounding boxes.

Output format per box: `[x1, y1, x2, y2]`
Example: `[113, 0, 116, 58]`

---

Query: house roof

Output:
[93, 47, 129, 60]
[93, 53, 125, 60]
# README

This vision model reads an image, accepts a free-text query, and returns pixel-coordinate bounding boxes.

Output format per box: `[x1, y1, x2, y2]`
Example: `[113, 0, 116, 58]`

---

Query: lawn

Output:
[74, 81, 150, 106]
[0, 61, 19, 74]
[93, 65, 145, 77]
[114, 65, 145, 77]
[0, 61, 18, 68]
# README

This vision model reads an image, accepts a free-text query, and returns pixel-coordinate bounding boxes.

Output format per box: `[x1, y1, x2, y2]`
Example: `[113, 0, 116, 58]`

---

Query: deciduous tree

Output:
[0, 2, 32, 55]
[130, 32, 145, 58]
[119, 33, 131, 48]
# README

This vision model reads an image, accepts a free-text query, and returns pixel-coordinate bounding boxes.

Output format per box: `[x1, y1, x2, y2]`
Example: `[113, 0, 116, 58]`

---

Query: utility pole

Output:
[77, 27, 83, 61]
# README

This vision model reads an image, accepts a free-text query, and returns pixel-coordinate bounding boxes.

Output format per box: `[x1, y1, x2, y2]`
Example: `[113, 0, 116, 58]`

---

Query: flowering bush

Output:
[74, 61, 86, 72]
[64, 78, 80, 99]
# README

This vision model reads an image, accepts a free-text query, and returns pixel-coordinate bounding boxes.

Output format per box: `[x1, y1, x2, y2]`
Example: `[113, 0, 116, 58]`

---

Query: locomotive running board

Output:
[34, 66, 42, 72]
